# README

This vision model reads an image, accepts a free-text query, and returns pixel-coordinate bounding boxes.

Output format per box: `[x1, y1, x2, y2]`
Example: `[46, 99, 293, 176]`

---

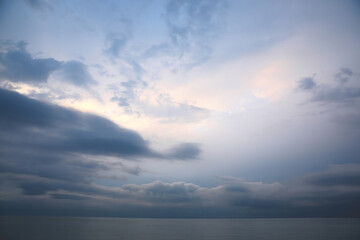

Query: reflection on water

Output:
[0, 217, 360, 240]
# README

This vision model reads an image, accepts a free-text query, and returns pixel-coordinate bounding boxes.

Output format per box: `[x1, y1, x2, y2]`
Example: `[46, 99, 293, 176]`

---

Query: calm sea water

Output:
[0, 217, 359, 240]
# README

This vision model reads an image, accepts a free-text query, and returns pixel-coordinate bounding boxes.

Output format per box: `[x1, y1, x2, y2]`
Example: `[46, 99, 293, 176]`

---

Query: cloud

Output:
[0, 41, 96, 87]
[0, 88, 201, 196]
[334, 67, 353, 83]
[109, 77, 211, 122]
[49, 193, 91, 201]
[165, 0, 226, 44]
[141, 94, 211, 123]
[110, 74, 211, 123]
[0, 41, 62, 83]
[214, 166, 360, 217]
[4, 174, 112, 197]
[104, 36, 127, 59]
[297, 69, 360, 132]
[167, 143, 201, 160]
[121, 181, 202, 205]
[142, 0, 227, 69]
[0, 88, 201, 158]
[302, 164, 360, 187]
[297, 68, 360, 103]
[297, 77, 317, 90]
[108, 60, 147, 114]
[332, 113, 360, 128]
[312, 86, 360, 103]
[105, 2, 226, 115]
[2, 153, 360, 217]
[120, 165, 142, 176]
[56, 61, 97, 87]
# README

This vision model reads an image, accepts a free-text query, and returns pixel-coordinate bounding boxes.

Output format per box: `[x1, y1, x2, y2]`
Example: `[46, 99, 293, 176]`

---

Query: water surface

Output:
[1, 217, 359, 240]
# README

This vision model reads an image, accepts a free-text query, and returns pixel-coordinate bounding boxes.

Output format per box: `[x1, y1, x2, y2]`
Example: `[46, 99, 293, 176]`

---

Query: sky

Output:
[0, 0, 360, 218]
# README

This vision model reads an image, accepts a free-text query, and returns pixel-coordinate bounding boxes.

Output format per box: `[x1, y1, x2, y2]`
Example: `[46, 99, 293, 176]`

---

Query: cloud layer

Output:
[297, 68, 360, 103]
[1, 164, 359, 217]
[0, 89, 201, 199]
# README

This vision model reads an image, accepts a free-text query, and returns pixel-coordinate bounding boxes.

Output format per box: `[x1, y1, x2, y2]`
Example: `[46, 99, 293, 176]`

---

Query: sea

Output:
[0, 217, 359, 240]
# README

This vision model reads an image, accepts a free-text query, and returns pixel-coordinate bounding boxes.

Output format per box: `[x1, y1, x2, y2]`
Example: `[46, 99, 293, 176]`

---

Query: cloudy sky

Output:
[0, 0, 360, 218]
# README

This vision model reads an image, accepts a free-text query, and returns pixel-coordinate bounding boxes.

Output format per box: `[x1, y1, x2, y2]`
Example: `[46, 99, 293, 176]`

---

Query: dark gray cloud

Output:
[167, 143, 201, 160]
[121, 181, 201, 205]
[297, 77, 317, 90]
[297, 68, 360, 103]
[0, 41, 61, 83]
[297, 69, 360, 133]
[49, 193, 91, 201]
[0, 88, 201, 197]
[302, 164, 360, 187]
[312, 86, 360, 102]
[2, 164, 360, 217]
[0, 88, 200, 159]
[4, 87, 357, 217]
[334, 67, 353, 83]
[3, 173, 114, 197]
[214, 165, 360, 217]
[120, 165, 142, 176]
[0, 41, 96, 87]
